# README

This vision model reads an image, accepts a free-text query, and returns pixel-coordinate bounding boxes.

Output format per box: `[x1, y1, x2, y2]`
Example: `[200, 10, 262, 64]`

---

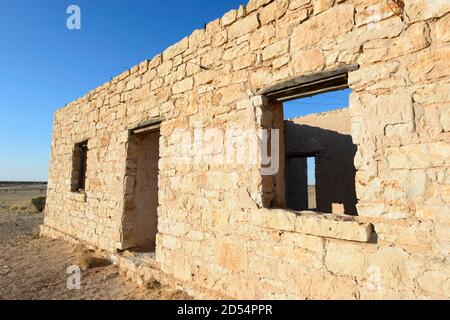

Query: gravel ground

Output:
[0, 183, 190, 300]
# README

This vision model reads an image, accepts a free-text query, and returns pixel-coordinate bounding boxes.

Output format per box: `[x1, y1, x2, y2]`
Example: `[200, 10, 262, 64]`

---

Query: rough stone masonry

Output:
[41, 0, 450, 299]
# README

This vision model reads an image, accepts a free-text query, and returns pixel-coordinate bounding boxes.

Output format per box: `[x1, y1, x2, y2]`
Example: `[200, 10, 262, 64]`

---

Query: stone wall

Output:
[43, 0, 450, 299]
[285, 108, 358, 214]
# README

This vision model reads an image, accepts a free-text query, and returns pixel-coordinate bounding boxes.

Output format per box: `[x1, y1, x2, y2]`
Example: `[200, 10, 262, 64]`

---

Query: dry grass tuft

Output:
[159, 290, 192, 300]
[7, 202, 33, 212]
[30, 226, 41, 240]
[145, 277, 162, 290]
[74, 246, 111, 271]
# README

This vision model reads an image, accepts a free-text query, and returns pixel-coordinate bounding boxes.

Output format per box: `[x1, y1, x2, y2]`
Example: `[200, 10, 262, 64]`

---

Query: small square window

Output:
[259, 65, 359, 215]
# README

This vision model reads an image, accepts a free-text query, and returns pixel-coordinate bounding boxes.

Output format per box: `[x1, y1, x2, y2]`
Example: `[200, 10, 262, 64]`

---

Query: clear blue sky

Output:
[0, 0, 349, 182]
[284, 89, 351, 120]
[0, 0, 247, 181]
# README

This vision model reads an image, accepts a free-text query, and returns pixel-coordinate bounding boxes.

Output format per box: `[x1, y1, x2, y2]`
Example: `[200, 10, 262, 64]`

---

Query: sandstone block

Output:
[314, 0, 335, 14]
[206, 172, 239, 190]
[229, 14, 260, 40]
[281, 232, 325, 253]
[291, 4, 354, 50]
[405, 0, 450, 22]
[259, 0, 289, 24]
[374, 220, 434, 248]
[221, 10, 237, 27]
[289, 0, 311, 10]
[415, 204, 450, 225]
[216, 241, 248, 272]
[413, 83, 450, 105]
[417, 271, 450, 298]
[173, 255, 192, 282]
[157, 60, 173, 77]
[348, 62, 399, 90]
[262, 39, 289, 61]
[297, 271, 358, 300]
[172, 77, 194, 94]
[233, 53, 256, 70]
[250, 24, 275, 51]
[291, 48, 325, 74]
[442, 105, 450, 131]
[386, 142, 450, 169]
[408, 47, 450, 83]
[325, 242, 418, 290]
[435, 13, 450, 43]
[254, 209, 373, 242]
[294, 212, 373, 242]
[246, 0, 274, 13]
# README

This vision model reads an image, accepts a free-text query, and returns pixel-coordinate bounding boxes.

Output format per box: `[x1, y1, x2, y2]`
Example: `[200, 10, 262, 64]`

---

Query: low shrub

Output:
[31, 197, 46, 212]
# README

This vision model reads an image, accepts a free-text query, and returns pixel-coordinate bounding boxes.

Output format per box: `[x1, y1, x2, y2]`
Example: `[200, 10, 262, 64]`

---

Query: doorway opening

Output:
[285, 154, 318, 211]
[307, 156, 317, 210]
[123, 121, 161, 252]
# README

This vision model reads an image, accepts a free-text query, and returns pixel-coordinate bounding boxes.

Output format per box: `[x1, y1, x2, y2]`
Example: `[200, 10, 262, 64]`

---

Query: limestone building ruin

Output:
[41, 0, 450, 299]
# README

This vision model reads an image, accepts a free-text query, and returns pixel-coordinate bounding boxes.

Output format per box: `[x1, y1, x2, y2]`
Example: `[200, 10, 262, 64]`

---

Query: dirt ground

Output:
[0, 183, 190, 300]
[308, 185, 316, 209]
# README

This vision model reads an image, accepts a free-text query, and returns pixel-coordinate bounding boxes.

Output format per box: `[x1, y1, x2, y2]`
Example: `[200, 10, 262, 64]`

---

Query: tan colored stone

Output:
[233, 53, 256, 70]
[295, 213, 373, 242]
[296, 270, 358, 300]
[157, 60, 173, 76]
[221, 10, 237, 27]
[417, 271, 450, 298]
[173, 255, 192, 282]
[413, 83, 450, 105]
[442, 105, 450, 132]
[200, 47, 223, 67]
[386, 142, 450, 170]
[291, 48, 325, 74]
[405, 0, 450, 22]
[254, 210, 373, 242]
[206, 172, 239, 190]
[217, 241, 248, 272]
[326, 242, 421, 292]
[409, 47, 450, 83]
[250, 69, 274, 90]
[349, 62, 399, 89]
[163, 37, 189, 61]
[172, 77, 193, 94]
[291, 4, 354, 50]
[361, 22, 430, 63]
[262, 39, 289, 61]
[281, 232, 325, 253]
[314, 0, 335, 14]
[259, 0, 289, 24]
[289, 0, 310, 11]
[246, 0, 274, 13]
[212, 30, 228, 47]
[416, 204, 450, 225]
[435, 13, 450, 43]
[393, 22, 431, 56]
[228, 14, 260, 40]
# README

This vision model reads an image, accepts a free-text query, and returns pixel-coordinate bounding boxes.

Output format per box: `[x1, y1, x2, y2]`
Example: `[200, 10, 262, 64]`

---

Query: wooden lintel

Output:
[257, 65, 359, 102]
[131, 117, 165, 134]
